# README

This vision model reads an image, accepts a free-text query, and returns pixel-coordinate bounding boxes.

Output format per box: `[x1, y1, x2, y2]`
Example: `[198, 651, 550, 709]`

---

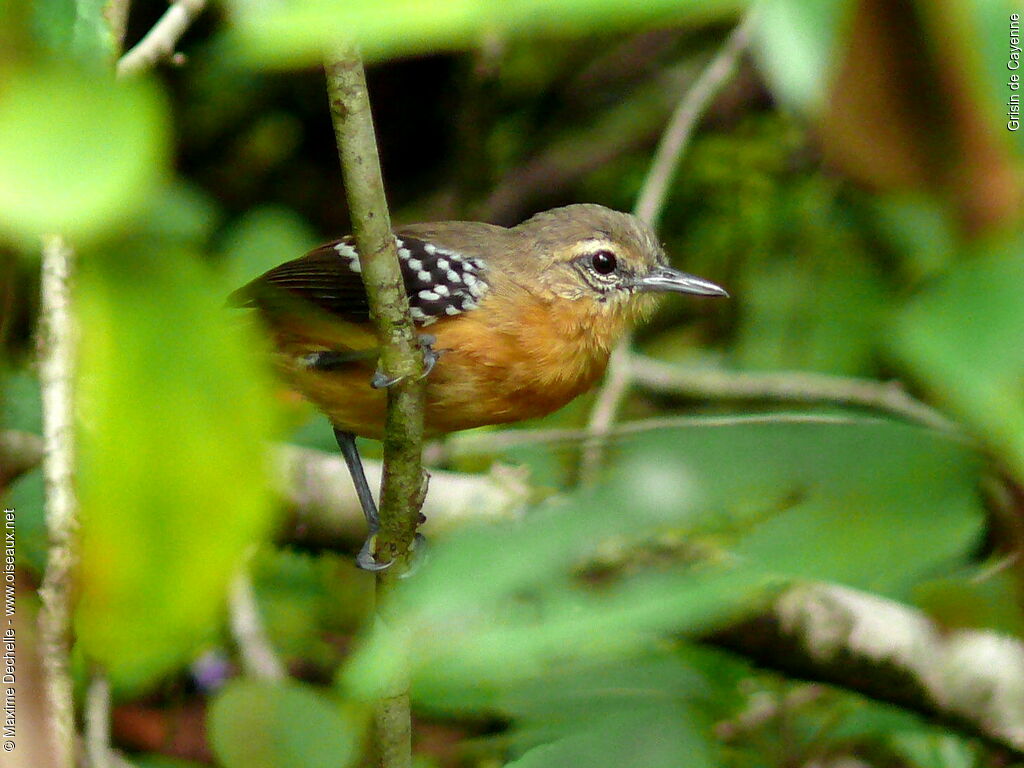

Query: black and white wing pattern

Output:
[236, 234, 490, 327]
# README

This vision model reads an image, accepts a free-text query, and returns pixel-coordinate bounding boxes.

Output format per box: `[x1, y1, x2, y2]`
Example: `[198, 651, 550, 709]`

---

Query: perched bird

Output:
[235, 204, 727, 569]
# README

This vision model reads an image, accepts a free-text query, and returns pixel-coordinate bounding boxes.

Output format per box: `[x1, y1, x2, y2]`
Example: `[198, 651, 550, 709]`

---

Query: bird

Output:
[234, 203, 727, 570]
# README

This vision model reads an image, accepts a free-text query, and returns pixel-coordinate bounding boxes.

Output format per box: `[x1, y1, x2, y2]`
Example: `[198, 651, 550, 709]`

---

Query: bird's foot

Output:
[356, 530, 428, 576]
[356, 529, 394, 572]
[370, 334, 440, 389]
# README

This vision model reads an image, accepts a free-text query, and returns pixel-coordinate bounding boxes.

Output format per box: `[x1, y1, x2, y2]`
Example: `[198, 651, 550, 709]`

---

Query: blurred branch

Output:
[229, 568, 287, 681]
[709, 584, 1024, 756]
[629, 355, 960, 433]
[277, 445, 530, 549]
[0, 429, 44, 486]
[325, 43, 427, 768]
[85, 674, 113, 768]
[634, 10, 758, 229]
[116, 0, 206, 77]
[38, 234, 78, 768]
[580, 12, 757, 485]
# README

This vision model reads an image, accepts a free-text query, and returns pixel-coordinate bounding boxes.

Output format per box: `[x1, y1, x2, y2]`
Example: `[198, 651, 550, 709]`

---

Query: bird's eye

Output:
[590, 250, 618, 275]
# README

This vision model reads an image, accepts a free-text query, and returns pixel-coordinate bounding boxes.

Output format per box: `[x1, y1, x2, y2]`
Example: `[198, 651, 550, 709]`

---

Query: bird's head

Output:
[512, 204, 727, 326]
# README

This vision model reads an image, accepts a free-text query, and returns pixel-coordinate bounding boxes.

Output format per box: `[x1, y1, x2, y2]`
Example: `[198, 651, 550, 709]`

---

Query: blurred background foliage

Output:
[2, 0, 1023, 766]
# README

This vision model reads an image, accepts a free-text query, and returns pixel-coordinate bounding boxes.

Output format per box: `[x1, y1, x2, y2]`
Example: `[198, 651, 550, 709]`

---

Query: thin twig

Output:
[446, 412, 947, 457]
[116, 0, 206, 77]
[633, 11, 758, 229]
[229, 568, 287, 681]
[578, 341, 632, 485]
[325, 43, 427, 768]
[38, 234, 77, 768]
[85, 674, 113, 768]
[579, 12, 757, 484]
[629, 355, 960, 433]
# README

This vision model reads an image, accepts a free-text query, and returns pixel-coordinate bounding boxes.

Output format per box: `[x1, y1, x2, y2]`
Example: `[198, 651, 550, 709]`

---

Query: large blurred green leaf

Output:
[501, 655, 718, 768]
[218, 205, 318, 288]
[209, 679, 362, 768]
[74, 245, 280, 691]
[344, 417, 983, 705]
[891, 240, 1024, 483]
[227, 0, 743, 66]
[0, 67, 168, 245]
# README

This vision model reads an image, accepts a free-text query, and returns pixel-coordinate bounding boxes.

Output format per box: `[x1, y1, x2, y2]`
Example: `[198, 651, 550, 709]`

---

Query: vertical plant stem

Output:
[325, 43, 427, 768]
[38, 234, 78, 768]
[579, 12, 757, 485]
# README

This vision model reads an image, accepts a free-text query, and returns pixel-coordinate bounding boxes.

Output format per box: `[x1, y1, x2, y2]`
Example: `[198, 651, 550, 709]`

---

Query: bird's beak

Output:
[633, 266, 729, 297]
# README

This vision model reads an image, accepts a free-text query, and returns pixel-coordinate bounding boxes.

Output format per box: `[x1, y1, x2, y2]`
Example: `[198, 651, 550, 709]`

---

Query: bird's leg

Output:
[303, 349, 377, 371]
[371, 334, 440, 389]
[333, 428, 393, 571]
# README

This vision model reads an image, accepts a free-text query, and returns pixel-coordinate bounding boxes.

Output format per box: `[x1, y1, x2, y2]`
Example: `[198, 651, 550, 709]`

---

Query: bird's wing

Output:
[232, 234, 489, 327]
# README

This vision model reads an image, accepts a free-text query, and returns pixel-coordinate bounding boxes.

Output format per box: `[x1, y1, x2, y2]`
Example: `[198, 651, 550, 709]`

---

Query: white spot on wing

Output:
[334, 242, 358, 258]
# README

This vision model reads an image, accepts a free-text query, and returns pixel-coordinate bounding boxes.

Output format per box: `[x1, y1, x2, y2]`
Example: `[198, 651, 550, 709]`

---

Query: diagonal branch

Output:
[629, 354, 960, 433]
[116, 0, 206, 77]
[580, 12, 757, 484]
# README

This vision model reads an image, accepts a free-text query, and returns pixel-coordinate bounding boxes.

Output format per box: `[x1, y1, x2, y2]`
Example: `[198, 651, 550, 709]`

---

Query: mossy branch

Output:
[324, 43, 426, 768]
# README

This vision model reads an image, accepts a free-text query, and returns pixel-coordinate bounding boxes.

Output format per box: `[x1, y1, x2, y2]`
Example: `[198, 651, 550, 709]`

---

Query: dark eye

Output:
[590, 250, 618, 275]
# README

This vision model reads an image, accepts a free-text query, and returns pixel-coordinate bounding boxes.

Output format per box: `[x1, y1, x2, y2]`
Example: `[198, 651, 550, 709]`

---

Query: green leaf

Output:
[752, 0, 853, 110]
[890, 240, 1024, 483]
[209, 679, 362, 768]
[726, 420, 983, 593]
[501, 655, 718, 768]
[344, 418, 983, 702]
[0, 66, 168, 245]
[227, 0, 744, 67]
[889, 732, 980, 768]
[218, 205, 318, 288]
[32, 0, 117, 64]
[74, 245, 281, 691]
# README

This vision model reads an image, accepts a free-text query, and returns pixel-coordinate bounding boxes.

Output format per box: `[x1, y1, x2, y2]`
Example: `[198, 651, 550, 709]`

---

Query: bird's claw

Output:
[356, 531, 394, 572]
[370, 334, 440, 389]
[356, 531, 427, 575]
[399, 533, 428, 579]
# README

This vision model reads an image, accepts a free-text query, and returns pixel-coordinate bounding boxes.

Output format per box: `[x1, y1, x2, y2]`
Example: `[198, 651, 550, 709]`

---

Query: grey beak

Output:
[633, 266, 729, 297]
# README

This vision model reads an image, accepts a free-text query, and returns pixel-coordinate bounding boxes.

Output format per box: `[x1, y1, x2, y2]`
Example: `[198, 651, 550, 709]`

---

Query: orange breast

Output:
[269, 293, 622, 439]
